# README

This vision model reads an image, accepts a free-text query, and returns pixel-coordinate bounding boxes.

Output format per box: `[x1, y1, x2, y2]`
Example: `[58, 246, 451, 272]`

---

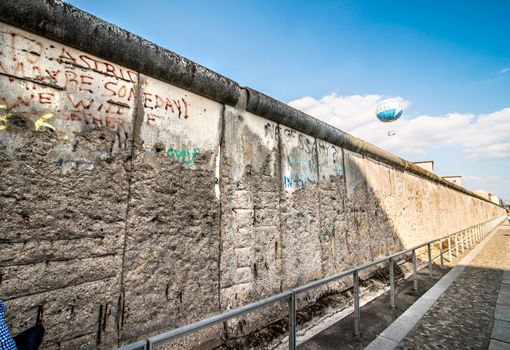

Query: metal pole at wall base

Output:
[427, 243, 432, 277]
[439, 239, 444, 270]
[389, 258, 395, 309]
[412, 249, 418, 292]
[448, 236, 452, 262]
[288, 293, 296, 350]
[353, 271, 360, 337]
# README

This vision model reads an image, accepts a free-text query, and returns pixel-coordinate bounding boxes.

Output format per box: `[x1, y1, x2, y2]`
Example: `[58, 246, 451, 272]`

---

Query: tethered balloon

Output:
[375, 99, 403, 123]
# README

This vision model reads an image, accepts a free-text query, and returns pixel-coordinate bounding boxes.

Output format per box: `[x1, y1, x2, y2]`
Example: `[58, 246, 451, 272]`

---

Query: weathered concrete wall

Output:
[0, 2, 506, 349]
[220, 107, 283, 337]
[120, 75, 222, 345]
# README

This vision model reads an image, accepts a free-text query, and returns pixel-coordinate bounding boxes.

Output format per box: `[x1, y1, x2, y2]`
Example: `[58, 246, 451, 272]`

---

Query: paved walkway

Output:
[395, 221, 510, 350]
[491, 269, 510, 349]
[299, 265, 449, 350]
[372, 220, 510, 350]
[299, 219, 509, 350]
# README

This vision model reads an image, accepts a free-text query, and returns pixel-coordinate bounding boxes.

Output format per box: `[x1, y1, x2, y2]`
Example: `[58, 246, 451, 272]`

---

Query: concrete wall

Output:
[0, 3, 505, 349]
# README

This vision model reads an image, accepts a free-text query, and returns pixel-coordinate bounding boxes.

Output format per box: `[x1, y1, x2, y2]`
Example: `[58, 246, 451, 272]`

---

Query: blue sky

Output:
[68, 0, 510, 201]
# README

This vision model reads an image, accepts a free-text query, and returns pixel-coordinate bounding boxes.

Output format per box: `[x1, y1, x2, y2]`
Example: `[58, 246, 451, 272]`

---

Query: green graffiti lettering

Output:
[166, 147, 200, 165]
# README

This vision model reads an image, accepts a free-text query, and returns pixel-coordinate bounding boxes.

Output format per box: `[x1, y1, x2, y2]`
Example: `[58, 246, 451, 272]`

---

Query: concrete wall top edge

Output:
[0, 0, 499, 208]
[0, 0, 241, 106]
[244, 88, 499, 207]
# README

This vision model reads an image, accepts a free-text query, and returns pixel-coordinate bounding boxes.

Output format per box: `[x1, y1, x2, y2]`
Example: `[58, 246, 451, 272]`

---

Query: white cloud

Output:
[500, 67, 509, 74]
[463, 175, 510, 199]
[288, 93, 409, 131]
[288, 94, 510, 161]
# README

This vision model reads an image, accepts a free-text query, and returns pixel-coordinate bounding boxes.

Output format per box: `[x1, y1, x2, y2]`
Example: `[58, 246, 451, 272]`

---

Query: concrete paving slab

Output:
[364, 336, 398, 350]
[489, 339, 510, 350]
[495, 305, 510, 322]
[401, 295, 437, 318]
[379, 314, 416, 342]
[498, 293, 510, 307]
[500, 283, 510, 294]
[492, 320, 510, 343]
[505, 271, 510, 285]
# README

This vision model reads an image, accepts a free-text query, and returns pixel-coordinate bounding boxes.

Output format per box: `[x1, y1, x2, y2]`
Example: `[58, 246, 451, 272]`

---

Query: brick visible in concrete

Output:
[492, 320, 510, 343]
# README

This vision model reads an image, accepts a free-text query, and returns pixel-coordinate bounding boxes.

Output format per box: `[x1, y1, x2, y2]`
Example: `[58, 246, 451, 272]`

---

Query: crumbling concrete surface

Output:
[0, 125, 130, 349]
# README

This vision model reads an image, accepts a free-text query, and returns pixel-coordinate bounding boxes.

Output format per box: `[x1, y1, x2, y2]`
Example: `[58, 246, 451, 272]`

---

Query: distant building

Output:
[474, 190, 502, 206]
[442, 176, 462, 186]
[474, 189, 490, 200]
[413, 160, 434, 173]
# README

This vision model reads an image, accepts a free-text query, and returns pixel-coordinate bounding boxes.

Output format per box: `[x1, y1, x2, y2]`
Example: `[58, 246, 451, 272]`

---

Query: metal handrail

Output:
[118, 215, 506, 350]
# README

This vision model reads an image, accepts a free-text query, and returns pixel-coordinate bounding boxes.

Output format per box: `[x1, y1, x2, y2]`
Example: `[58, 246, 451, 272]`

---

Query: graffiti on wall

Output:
[0, 104, 56, 132]
[34, 113, 55, 131]
[283, 172, 318, 189]
[317, 140, 343, 178]
[263, 122, 316, 156]
[143, 93, 188, 121]
[166, 147, 200, 165]
[0, 104, 7, 130]
[0, 27, 192, 135]
[262, 122, 344, 188]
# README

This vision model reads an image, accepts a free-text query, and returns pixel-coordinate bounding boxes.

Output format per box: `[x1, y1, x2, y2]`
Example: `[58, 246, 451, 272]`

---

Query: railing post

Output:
[455, 233, 459, 257]
[427, 243, 432, 277]
[439, 239, 444, 270]
[447, 236, 452, 262]
[412, 249, 418, 292]
[461, 231, 465, 253]
[288, 292, 296, 350]
[353, 270, 360, 337]
[389, 258, 395, 309]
